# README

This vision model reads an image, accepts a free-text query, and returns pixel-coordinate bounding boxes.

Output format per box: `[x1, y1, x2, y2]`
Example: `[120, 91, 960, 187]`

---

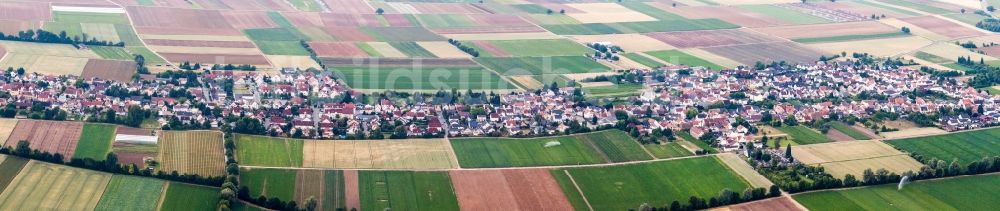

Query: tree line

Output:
[635, 186, 779, 211]
[447, 39, 480, 57]
[0, 29, 125, 48]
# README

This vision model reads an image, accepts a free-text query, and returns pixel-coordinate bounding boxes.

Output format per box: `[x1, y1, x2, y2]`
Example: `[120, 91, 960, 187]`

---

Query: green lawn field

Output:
[73, 123, 117, 160]
[778, 126, 831, 145]
[830, 122, 872, 140]
[738, 5, 830, 25]
[886, 127, 1000, 164]
[583, 84, 644, 98]
[644, 142, 694, 159]
[474, 39, 593, 57]
[794, 174, 1000, 211]
[159, 182, 219, 211]
[95, 175, 165, 211]
[645, 50, 724, 70]
[240, 168, 297, 201]
[451, 135, 606, 168]
[235, 134, 304, 167]
[359, 171, 459, 211]
[91, 46, 133, 60]
[475, 56, 609, 76]
[556, 156, 751, 210]
[333, 66, 515, 90]
[390, 42, 436, 58]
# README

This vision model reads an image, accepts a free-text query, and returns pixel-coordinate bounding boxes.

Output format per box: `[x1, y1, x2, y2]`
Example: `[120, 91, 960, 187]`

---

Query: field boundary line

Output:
[563, 170, 594, 211]
[105, 0, 175, 68]
[633, 139, 657, 160]
[442, 137, 461, 169]
[468, 59, 528, 91]
[154, 182, 170, 211]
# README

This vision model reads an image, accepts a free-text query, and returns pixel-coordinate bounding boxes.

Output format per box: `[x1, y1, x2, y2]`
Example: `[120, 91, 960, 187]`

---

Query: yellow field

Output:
[365, 42, 407, 58]
[158, 131, 226, 177]
[302, 139, 458, 169]
[568, 34, 676, 52]
[416, 41, 471, 58]
[717, 153, 774, 188]
[0, 41, 101, 58]
[510, 75, 542, 90]
[880, 127, 948, 139]
[792, 141, 923, 178]
[81, 23, 121, 43]
[566, 3, 657, 23]
[807, 36, 933, 57]
[266, 55, 321, 69]
[0, 54, 91, 75]
[879, 18, 949, 41]
[920, 42, 997, 62]
[0, 118, 16, 145]
[0, 161, 111, 210]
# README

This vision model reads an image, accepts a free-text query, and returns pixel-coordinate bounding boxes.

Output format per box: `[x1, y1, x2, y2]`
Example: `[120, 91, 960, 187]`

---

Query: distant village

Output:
[0, 56, 998, 152]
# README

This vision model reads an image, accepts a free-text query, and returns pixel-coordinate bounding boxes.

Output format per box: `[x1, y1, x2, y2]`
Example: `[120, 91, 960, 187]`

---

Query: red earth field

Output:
[144, 39, 258, 48]
[0, 2, 51, 22]
[752, 21, 899, 39]
[900, 15, 985, 39]
[450, 169, 574, 211]
[82, 59, 137, 82]
[343, 170, 360, 211]
[310, 42, 369, 57]
[4, 120, 84, 160]
[726, 196, 804, 211]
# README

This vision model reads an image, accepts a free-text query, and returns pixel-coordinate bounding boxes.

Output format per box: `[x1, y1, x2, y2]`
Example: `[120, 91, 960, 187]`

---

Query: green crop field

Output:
[475, 56, 609, 76]
[738, 5, 830, 25]
[512, 4, 549, 14]
[618, 2, 688, 20]
[794, 174, 1000, 211]
[125, 47, 166, 64]
[363, 27, 445, 42]
[91, 46, 133, 60]
[255, 41, 311, 56]
[793, 32, 909, 43]
[583, 84, 644, 98]
[474, 39, 593, 57]
[53, 11, 130, 24]
[240, 168, 297, 201]
[644, 142, 694, 159]
[0, 156, 28, 192]
[245, 28, 304, 41]
[623, 53, 664, 68]
[778, 126, 831, 145]
[645, 50, 724, 70]
[95, 175, 165, 211]
[576, 130, 652, 162]
[829, 122, 872, 140]
[356, 42, 382, 57]
[390, 42, 436, 58]
[115, 24, 143, 47]
[359, 171, 459, 211]
[333, 66, 514, 90]
[450, 135, 607, 168]
[159, 183, 219, 211]
[235, 134, 304, 167]
[914, 51, 953, 64]
[73, 123, 117, 160]
[886, 127, 1000, 164]
[556, 156, 751, 210]
[678, 132, 716, 153]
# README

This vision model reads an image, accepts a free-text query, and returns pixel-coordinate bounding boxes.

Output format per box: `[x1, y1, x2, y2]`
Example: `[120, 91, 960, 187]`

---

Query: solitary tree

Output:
[784, 144, 793, 160]
[375, 8, 384, 15]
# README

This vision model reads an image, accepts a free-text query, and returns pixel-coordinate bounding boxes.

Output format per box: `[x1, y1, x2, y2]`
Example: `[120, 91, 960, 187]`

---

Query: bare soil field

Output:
[323, 0, 374, 14]
[321, 57, 478, 67]
[471, 40, 510, 57]
[143, 39, 257, 48]
[302, 139, 458, 169]
[127, 6, 241, 36]
[411, 3, 489, 14]
[645, 29, 781, 48]
[0, 119, 16, 146]
[294, 170, 331, 209]
[703, 42, 822, 65]
[158, 53, 271, 66]
[450, 169, 574, 211]
[323, 27, 376, 42]
[654, 4, 790, 27]
[442, 32, 561, 40]
[0, 2, 51, 22]
[791, 141, 923, 178]
[568, 34, 676, 52]
[81, 59, 136, 82]
[310, 42, 369, 57]
[681, 48, 744, 68]
[221, 11, 277, 29]
[5, 120, 83, 160]
[0, 20, 38, 34]
[281, 12, 324, 27]
[900, 15, 985, 39]
[158, 131, 225, 177]
[714, 196, 804, 211]
[139, 34, 251, 42]
[566, 3, 656, 23]
[417, 41, 472, 58]
[751, 21, 899, 39]
[806, 36, 933, 57]
[266, 55, 321, 69]
[321, 13, 384, 27]
[112, 142, 157, 168]
[365, 42, 407, 57]
[343, 170, 360, 211]
[825, 129, 855, 142]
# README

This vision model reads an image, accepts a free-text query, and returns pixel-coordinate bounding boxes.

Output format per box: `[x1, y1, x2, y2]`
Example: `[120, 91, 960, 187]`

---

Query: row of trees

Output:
[976, 18, 1000, 32]
[301, 40, 327, 70]
[0, 29, 125, 48]
[447, 39, 480, 57]
[0, 140, 224, 187]
[638, 186, 780, 211]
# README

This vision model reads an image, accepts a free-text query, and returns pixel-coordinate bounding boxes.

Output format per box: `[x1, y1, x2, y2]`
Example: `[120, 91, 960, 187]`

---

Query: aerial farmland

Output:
[0, 0, 996, 210]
